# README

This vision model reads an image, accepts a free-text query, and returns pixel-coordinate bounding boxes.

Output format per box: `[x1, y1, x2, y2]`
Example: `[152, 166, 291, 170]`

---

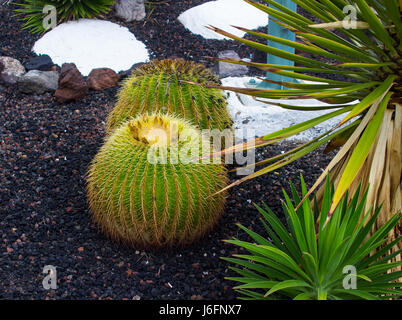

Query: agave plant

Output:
[87, 113, 228, 248]
[14, 0, 115, 33]
[223, 176, 402, 300]
[202, 0, 401, 256]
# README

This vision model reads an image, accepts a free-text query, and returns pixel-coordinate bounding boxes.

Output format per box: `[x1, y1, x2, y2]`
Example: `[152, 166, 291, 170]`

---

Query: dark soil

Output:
[0, 1, 335, 300]
[0, 0, 265, 75]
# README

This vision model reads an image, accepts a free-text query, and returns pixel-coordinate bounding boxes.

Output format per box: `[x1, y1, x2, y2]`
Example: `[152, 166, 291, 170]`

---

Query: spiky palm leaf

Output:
[202, 0, 401, 258]
[14, 0, 115, 34]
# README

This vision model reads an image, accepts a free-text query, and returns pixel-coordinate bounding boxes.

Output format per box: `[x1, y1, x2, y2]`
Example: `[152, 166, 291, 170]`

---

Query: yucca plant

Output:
[223, 176, 402, 300]
[201, 0, 401, 257]
[87, 113, 228, 248]
[106, 59, 232, 135]
[14, 0, 115, 34]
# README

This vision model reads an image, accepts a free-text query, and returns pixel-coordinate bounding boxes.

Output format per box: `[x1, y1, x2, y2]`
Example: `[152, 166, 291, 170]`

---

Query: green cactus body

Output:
[106, 59, 233, 134]
[87, 113, 228, 247]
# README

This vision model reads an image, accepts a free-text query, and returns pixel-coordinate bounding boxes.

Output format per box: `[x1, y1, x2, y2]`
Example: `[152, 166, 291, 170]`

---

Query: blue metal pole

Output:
[257, 0, 297, 89]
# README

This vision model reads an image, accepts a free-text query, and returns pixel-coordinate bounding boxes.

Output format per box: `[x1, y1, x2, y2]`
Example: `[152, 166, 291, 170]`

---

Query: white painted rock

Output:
[178, 0, 268, 40]
[33, 19, 149, 76]
[222, 77, 356, 142]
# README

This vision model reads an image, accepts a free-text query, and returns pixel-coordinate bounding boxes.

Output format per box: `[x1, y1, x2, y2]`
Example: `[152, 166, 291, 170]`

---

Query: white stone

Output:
[222, 76, 358, 142]
[178, 0, 268, 40]
[33, 19, 149, 76]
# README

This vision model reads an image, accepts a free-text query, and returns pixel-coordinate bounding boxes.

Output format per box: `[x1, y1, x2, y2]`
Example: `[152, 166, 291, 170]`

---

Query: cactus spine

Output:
[106, 59, 233, 134]
[87, 113, 228, 248]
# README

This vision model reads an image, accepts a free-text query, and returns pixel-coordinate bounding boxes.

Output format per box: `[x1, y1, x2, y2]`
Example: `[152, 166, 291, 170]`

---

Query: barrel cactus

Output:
[106, 59, 232, 134]
[87, 113, 228, 247]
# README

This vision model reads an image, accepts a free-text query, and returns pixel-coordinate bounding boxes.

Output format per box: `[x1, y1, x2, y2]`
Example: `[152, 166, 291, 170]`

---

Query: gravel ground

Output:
[0, 1, 335, 300]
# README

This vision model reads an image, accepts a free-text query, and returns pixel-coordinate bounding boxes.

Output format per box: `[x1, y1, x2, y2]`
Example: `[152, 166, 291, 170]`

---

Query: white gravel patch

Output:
[33, 19, 150, 76]
[223, 77, 357, 142]
[178, 0, 268, 40]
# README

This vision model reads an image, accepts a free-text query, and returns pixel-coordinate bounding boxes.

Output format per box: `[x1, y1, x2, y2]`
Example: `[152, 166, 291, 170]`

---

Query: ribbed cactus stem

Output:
[106, 59, 233, 134]
[87, 113, 228, 248]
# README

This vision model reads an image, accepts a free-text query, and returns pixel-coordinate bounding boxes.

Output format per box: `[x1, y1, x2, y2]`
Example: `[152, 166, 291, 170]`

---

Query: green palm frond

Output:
[204, 0, 401, 226]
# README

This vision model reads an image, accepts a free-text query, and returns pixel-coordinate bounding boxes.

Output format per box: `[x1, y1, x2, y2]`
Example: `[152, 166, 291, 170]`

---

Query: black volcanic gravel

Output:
[0, 2, 336, 300]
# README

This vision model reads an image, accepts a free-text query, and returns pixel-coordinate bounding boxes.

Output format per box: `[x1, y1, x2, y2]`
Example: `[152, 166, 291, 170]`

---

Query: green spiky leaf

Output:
[14, 0, 115, 34]
[223, 176, 402, 300]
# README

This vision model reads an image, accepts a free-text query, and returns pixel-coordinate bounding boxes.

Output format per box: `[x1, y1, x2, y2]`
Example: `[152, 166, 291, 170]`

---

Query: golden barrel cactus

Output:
[87, 113, 228, 247]
[106, 59, 232, 134]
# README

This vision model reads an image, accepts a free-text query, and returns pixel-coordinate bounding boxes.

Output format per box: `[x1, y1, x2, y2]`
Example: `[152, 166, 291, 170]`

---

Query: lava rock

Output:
[118, 62, 145, 80]
[17, 70, 59, 94]
[115, 0, 146, 22]
[87, 68, 120, 91]
[24, 54, 53, 72]
[0, 56, 25, 85]
[0, 2, 337, 301]
[218, 50, 248, 78]
[55, 63, 88, 103]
